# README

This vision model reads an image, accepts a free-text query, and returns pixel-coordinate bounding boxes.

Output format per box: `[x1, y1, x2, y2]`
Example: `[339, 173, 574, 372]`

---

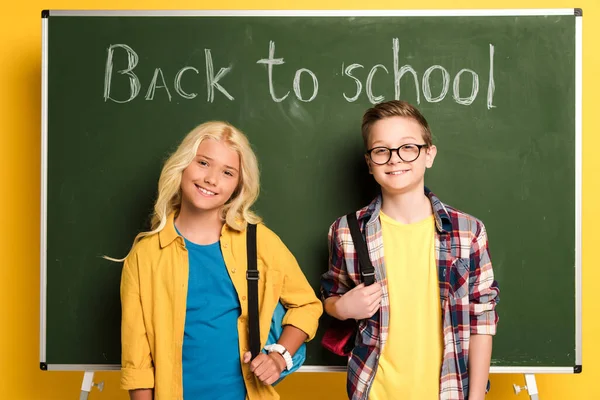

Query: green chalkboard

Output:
[41, 10, 581, 372]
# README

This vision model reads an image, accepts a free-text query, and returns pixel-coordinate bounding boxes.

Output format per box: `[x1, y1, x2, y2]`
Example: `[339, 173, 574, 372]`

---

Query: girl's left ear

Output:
[425, 145, 437, 168]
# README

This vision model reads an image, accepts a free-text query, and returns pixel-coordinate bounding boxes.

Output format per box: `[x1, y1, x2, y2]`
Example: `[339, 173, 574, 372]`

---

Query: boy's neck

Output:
[175, 204, 224, 245]
[380, 187, 433, 224]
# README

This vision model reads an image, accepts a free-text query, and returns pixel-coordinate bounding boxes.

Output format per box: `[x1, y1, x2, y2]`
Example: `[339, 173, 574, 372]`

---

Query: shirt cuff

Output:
[120, 367, 155, 390]
[470, 310, 498, 335]
[282, 305, 321, 341]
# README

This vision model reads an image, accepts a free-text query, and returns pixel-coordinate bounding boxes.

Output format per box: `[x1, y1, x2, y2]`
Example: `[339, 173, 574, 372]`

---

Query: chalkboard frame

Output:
[40, 9, 583, 373]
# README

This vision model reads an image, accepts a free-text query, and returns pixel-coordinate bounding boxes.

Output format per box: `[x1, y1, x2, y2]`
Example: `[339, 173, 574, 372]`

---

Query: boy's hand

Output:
[336, 282, 382, 320]
[243, 351, 286, 385]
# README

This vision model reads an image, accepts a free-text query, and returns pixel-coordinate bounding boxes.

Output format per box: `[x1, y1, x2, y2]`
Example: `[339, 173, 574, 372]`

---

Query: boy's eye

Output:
[403, 145, 417, 150]
[374, 148, 389, 155]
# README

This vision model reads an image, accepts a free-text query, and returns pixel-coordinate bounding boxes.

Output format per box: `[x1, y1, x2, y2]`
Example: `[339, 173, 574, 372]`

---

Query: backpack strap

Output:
[246, 223, 261, 359]
[346, 213, 375, 286]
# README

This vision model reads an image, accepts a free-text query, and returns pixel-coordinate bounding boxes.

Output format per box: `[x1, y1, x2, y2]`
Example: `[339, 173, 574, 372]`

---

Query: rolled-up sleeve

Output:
[120, 251, 155, 390]
[469, 223, 500, 335]
[321, 218, 353, 300]
[269, 234, 323, 341]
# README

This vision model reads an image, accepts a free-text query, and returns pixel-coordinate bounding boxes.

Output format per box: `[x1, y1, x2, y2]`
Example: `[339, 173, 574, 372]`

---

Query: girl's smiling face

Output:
[180, 138, 241, 215]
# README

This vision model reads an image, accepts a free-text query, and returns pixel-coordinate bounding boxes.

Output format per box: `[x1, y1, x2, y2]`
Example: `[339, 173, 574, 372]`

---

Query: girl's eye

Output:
[199, 160, 208, 166]
[224, 170, 234, 177]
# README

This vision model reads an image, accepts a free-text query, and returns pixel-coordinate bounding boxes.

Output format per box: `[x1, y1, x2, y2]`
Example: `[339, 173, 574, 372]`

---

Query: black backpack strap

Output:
[346, 213, 375, 286]
[246, 223, 261, 359]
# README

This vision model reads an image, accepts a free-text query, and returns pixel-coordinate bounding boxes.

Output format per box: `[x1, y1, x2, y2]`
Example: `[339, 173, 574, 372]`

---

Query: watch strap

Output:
[264, 344, 293, 371]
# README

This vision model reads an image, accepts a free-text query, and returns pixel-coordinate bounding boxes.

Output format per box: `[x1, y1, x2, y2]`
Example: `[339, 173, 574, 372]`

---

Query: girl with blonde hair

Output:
[119, 121, 322, 400]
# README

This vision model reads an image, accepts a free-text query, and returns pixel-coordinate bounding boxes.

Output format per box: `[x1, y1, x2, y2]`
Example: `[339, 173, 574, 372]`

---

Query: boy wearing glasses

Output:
[321, 100, 499, 400]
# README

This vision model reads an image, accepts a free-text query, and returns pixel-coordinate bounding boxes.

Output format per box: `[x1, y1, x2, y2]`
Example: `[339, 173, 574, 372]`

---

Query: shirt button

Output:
[223, 243, 228, 248]
[231, 268, 236, 273]
[242, 296, 247, 301]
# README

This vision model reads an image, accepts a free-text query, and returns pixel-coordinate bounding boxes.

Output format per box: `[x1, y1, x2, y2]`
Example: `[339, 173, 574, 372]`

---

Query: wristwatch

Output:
[264, 344, 293, 371]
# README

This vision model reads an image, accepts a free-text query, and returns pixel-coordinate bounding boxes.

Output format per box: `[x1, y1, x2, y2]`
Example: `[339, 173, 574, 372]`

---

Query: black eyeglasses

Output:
[366, 144, 428, 165]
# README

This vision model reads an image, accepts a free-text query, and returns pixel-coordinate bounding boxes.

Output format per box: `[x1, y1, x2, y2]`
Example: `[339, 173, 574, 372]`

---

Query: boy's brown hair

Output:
[361, 100, 433, 148]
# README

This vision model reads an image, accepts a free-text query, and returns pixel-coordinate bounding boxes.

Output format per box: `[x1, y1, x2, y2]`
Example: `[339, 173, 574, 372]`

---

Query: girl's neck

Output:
[175, 204, 224, 245]
[380, 187, 432, 224]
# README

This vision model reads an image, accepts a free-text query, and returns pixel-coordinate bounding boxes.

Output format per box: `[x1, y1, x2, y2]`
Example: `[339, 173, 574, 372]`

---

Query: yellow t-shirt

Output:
[369, 211, 443, 400]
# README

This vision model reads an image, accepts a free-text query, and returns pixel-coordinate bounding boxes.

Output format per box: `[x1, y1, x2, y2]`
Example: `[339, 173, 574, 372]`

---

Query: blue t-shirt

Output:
[179, 231, 246, 400]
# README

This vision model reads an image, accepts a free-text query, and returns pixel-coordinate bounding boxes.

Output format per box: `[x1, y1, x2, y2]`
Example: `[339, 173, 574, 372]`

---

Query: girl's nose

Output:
[204, 172, 217, 186]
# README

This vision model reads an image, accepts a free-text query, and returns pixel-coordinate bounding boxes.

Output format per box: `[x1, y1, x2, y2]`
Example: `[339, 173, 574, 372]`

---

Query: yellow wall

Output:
[1, 1, 596, 399]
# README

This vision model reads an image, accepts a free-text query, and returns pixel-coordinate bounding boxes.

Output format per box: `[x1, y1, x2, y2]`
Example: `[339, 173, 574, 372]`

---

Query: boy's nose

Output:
[389, 150, 403, 164]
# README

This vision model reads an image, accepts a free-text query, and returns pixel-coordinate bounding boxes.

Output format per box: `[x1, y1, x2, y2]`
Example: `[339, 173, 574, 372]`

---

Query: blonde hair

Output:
[108, 121, 261, 261]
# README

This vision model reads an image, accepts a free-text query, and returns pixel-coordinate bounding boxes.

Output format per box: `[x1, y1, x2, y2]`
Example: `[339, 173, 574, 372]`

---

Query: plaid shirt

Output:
[321, 189, 500, 400]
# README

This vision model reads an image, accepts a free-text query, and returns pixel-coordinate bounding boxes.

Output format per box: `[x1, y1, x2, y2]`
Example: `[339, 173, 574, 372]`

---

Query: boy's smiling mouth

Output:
[386, 170, 409, 175]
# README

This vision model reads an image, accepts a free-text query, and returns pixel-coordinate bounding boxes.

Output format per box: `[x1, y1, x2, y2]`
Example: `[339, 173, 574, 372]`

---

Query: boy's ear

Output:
[364, 153, 373, 174]
[425, 145, 437, 168]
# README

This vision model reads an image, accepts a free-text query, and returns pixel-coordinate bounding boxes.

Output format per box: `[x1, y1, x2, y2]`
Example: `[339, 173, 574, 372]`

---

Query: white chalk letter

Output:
[366, 64, 389, 104]
[293, 68, 319, 102]
[342, 63, 364, 102]
[487, 44, 496, 109]
[145, 68, 172, 101]
[256, 41, 289, 102]
[174, 67, 199, 100]
[453, 69, 479, 106]
[103, 44, 141, 103]
[393, 38, 420, 104]
[422, 65, 450, 103]
[205, 49, 234, 103]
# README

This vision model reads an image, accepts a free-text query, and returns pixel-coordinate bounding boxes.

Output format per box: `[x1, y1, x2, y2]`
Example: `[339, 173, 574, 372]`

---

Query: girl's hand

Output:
[243, 351, 286, 385]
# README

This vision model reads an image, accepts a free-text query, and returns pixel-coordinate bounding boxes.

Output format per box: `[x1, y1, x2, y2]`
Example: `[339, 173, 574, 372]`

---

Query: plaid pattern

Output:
[321, 188, 500, 400]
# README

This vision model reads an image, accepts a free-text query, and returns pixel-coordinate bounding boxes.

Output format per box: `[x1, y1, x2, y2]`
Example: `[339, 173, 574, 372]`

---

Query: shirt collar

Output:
[425, 187, 453, 234]
[158, 212, 239, 248]
[360, 187, 453, 234]
[158, 212, 180, 249]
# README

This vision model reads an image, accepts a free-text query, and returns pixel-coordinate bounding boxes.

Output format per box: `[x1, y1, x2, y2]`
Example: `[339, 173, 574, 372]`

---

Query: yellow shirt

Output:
[120, 213, 322, 399]
[369, 212, 443, 400]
